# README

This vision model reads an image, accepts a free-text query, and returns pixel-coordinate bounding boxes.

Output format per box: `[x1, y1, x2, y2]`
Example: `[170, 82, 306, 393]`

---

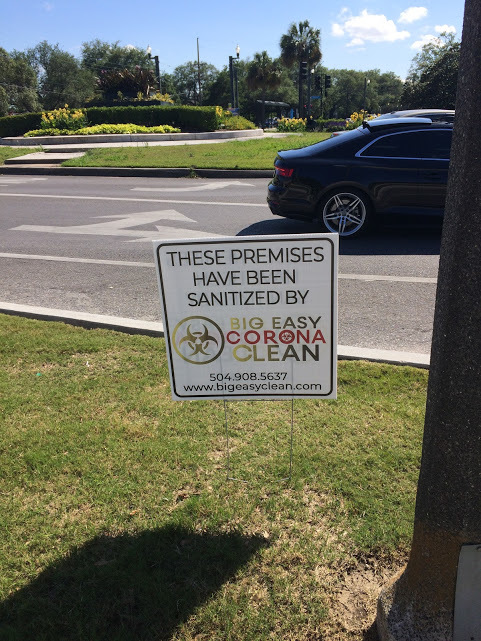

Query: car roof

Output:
[362, 117, 453, 132]
[375, 109, 455, 122]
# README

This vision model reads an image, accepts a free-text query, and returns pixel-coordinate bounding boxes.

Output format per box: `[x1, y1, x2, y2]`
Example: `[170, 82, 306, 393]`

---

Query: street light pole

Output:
[363, 77, 370, 114]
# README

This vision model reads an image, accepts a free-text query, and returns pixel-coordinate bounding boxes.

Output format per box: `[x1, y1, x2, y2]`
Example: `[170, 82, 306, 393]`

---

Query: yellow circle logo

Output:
[172, 316, 225, 364]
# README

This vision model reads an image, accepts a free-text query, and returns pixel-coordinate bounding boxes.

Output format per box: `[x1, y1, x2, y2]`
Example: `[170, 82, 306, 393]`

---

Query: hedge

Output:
[0, 112, 42, 137]
[0, 105, 219, 138]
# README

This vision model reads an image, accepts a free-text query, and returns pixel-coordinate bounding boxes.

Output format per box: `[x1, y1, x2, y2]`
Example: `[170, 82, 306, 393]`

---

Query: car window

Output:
[359, 130, 451, 160]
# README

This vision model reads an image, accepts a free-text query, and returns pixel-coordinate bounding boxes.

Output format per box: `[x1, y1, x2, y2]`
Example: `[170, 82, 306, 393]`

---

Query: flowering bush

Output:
[345, 110, 379, 129]
[24, 123, 181, 137]
[277, 117, 307, 132]
[40, 105, 88, 131]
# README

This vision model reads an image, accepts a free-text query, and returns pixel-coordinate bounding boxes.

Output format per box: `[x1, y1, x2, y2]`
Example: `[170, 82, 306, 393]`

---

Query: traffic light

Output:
[314, 75, 321, 90]
[300, 61, 308, 80]
[324, 75, 331, 89]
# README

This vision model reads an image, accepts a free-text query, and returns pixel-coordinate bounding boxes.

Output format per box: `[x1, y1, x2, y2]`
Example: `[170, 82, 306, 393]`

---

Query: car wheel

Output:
[318, 189, 372, 237]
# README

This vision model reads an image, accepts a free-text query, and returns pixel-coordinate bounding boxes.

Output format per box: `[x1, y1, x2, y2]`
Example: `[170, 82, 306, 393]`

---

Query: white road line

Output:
[131, 180, 253, 192]
[0, 252, 439, 283]
[0, 253, 153, 267]
[340, 273, 437, 284]
[0, 192, 266, 208]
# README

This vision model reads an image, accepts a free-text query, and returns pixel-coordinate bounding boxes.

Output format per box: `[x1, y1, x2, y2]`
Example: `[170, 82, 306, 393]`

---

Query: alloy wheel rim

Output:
[323, 193, 366, 236]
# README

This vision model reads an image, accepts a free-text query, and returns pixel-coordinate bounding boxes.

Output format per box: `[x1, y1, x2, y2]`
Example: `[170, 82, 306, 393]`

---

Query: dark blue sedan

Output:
[267, 118, 452, 237]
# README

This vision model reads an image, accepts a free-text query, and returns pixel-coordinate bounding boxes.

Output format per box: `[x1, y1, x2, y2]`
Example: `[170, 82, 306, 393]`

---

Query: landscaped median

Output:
[59, 133, 331, 170]
[0, 313, 426, 640]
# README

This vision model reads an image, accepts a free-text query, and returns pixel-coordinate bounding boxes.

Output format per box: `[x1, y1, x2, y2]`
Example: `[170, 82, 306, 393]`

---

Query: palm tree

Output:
[246, 51, 282, 127]
[280, 20, 321, 117]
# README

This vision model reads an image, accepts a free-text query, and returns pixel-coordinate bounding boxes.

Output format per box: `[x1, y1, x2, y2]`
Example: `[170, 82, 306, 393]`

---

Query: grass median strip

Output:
[0, 147, 40, 164]
[62, 133, 331, 170]
[0, 313, 426, 640]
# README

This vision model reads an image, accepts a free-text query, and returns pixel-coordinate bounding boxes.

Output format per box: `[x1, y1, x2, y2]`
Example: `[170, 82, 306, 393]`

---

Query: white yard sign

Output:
[153, 234, 338, 400]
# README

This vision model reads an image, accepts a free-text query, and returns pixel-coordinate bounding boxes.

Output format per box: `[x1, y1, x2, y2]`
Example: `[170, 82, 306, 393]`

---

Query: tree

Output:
[81, 40, 151, 74]
[24, 41, 95, 109]
[378, 2, 481, 638]
[280, 20, 321, 116]
[172, 61, 218, 105]
[96, 66, 156, 100]
[0, 48, 39, 115]
[246, 52, 282, 126]
[322, 69, 403, 118]
[402, 33, 460, 108]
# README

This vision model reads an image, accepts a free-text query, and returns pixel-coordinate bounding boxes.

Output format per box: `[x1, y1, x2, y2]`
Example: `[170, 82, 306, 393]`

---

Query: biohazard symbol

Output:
[178, 324, 219, 356]
[172, 316, 225, 364]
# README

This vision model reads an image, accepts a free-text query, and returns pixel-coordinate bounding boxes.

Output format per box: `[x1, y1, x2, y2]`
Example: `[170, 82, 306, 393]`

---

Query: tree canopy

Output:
[0, 47, 39, 116]
[401, 33, 460, 109]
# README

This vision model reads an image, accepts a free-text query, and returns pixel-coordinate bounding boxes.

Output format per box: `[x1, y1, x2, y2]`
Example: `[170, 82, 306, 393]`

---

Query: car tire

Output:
[318, 188, 372, 237]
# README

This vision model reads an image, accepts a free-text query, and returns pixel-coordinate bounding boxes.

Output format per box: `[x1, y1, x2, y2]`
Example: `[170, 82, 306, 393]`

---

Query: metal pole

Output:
[154, 56, 161, 93]
[197, 37, 202, 106]
[307, 68, 312, 119]
[229, 56, 234, 109]
[234, 62, 239, 110]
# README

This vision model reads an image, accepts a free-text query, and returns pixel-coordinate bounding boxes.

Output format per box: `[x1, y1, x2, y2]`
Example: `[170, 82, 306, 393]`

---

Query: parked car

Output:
[267, 117, 452, 237]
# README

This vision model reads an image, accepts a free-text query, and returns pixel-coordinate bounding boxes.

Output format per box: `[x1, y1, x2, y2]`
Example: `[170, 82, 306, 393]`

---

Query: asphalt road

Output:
[0, 174, 442, 354]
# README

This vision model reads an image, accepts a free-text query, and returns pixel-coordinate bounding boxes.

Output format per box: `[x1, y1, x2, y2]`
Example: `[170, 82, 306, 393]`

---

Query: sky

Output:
[0, 0, 464, 80]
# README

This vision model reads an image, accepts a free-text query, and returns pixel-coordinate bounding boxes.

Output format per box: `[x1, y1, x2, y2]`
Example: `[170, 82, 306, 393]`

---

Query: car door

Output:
[416, 129, 451, 215]
[353, 129, 450, 216]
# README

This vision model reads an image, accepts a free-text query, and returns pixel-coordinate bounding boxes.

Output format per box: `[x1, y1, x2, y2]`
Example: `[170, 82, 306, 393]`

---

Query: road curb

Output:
[0, 302, 430, 368]
[0, 165, 273, 178]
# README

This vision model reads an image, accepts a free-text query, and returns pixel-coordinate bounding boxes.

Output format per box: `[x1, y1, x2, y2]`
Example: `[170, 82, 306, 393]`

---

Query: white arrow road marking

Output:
[11, 210, 222, 242]
[131, 180, 253, 193]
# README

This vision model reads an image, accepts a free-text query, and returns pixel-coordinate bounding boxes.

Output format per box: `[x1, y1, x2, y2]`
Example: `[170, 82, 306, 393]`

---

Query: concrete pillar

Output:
[377, 0, 481, 638]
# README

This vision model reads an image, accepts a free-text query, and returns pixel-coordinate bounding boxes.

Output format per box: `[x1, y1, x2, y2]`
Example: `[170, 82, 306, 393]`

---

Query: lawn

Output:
[0, 313, 427, 640]
[0, 146, 38, 164]
[62, 133, 331, 170]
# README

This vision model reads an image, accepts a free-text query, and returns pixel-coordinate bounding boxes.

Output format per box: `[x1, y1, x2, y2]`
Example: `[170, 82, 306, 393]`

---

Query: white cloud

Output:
[332, 9, 410, 46]
[410, 34, 442, 49]
[331, 23, 345, 37]
[398, 7, 428, 24]
[42, 2, 54, 10]
[435, 24, 456, 34]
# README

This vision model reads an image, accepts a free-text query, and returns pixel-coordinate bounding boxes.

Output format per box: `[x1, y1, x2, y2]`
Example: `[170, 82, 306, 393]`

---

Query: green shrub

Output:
[85, 105, 218, 131]
[222, 115, 256, 130]
[24, 128, 71, 137]
[24, 123, 182, 137]
[75, 123, 180, 135]
[0, 112, 42, 137]
[2, 105, 219, 137]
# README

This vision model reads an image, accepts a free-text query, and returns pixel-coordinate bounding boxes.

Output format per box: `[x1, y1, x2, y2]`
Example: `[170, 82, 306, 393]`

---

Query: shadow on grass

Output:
[0, 525, 266, 641]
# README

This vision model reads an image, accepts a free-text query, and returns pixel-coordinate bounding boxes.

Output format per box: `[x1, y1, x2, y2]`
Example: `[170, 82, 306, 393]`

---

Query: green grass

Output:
[62, 133, 331, 170]
[0, 147, 39, 164]
[0, 313, 427, 640]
